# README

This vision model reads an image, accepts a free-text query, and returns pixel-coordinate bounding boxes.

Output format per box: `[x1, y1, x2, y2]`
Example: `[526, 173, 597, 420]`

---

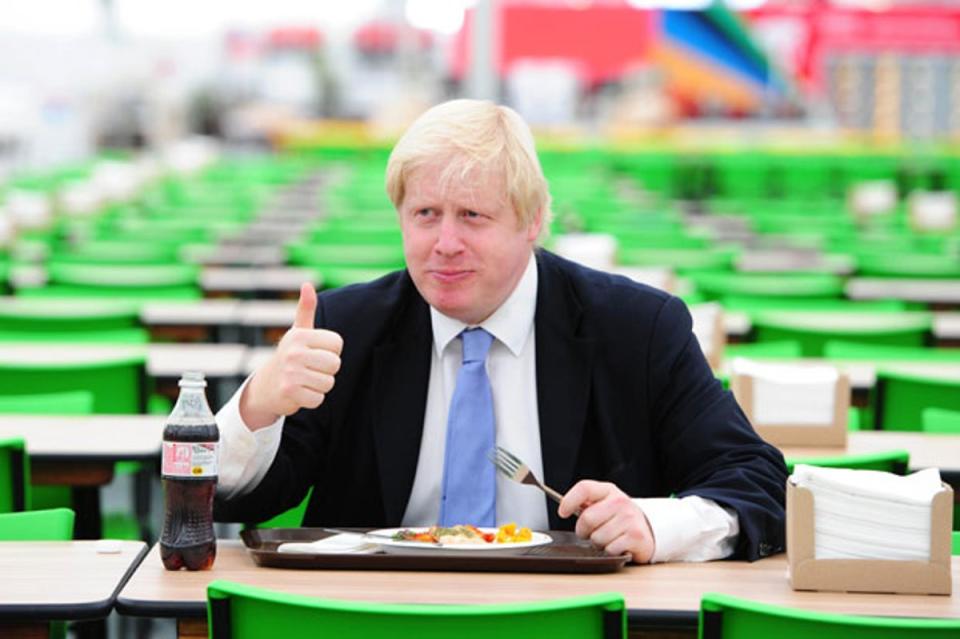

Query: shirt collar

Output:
[431, 251, 538, 358]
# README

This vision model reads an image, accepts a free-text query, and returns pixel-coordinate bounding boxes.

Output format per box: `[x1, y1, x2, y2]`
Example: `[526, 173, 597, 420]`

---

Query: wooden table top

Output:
[783, 431, 960, 472]
[0, 414, 164, 461]
[116, 541, 960, 627]
[847, 278, 960, 305]
[0, 540, 147, 621]
[0, 343, 249, 379]
[722, 310, 960, 340]
[719, 357, 960, 389]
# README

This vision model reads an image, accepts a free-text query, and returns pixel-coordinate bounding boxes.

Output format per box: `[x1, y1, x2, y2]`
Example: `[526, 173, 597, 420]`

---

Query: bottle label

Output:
[162, 441, 218, 478]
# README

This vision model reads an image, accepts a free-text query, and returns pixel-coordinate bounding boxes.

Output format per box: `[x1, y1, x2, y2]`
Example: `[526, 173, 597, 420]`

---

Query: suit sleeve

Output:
[213, 301, 332, 525]
[646, 296, 787, 561]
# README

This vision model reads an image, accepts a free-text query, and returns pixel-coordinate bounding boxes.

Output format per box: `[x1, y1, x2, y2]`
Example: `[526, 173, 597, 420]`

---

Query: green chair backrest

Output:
[690, 272, 844, 301]
[0, 354, 147, 413]
[724, 341, 803, 359]
[824, 341, 960, 362]
[0, 298, 139, 332]
[49, 240, 181, 265]
[207, 581, 626, 639]
[0, 328, 149, 343]
[752, 312, 931, 358]
[0, 390, 95, 414]
[699, 592, 960, 638]
[29, 263, 202, 299]
[785, 449, 909, 475]
[0, 508, 74, 540]
[922, 407, 960, 433]
[247, 488, 313, 530]
[953, 531, 960, 555]
[0, 437, 29, 512]
[874, 370, 960, 431]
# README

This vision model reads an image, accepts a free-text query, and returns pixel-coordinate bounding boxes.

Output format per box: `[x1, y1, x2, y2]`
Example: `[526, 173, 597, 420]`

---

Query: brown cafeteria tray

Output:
[241, 528, 631, 573]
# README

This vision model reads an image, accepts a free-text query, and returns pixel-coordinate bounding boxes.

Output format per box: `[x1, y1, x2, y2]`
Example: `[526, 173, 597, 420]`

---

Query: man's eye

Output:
[463, 210, 480, 219]
[414, 208, 433, 217]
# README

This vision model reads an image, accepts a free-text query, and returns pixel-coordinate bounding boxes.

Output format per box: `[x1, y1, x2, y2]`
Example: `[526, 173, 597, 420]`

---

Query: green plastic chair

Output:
[856, 252, 960, 279]
[699, 592, 960, 638]
[0, 355, 147, 413]
[207, 581, 626, 639]
[0, 359, 149, 539]
[0, 436, 29, 513]
[247, 488, 313, 530]
[618, 248, 734, 272]
[0, 298, 139, 332]
[724, 341, 803, 359]
[48, 240, 181, 265]
[874, 370, 960, 431]
[922, 407, 960, 433]
[785, 450, 909, 475]
[26, 263, 201, 300]
[691, 272, 845, 302]
[0, 507, 74, 540]
[0, 328, 149, 343]
[0, 390, 95, 415]
[953, 531, 960, 555]
[824, 341, 960, 363]
[288, 242, 405, 269]
[0, 507, 75, 639]
[752, 312, 931, 357]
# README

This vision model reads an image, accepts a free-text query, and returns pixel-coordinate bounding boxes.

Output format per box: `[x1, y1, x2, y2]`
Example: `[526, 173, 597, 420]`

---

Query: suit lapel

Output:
[371, 288, 433, 524]
[534, 252, 595, 529]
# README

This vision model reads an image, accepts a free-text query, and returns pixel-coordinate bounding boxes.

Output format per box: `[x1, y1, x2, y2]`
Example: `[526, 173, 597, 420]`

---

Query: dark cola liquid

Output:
[160, 421, 218, 571]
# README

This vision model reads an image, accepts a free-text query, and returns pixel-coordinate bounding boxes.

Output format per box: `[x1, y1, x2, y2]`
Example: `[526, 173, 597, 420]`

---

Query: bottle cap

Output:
[178, 371, 207, 388]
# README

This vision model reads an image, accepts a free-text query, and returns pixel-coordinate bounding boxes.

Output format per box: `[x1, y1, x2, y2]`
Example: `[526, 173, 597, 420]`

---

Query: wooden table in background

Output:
[117, 541, 960, 639]
[0, 541, 147, 639]
[0, 415, 164, 540]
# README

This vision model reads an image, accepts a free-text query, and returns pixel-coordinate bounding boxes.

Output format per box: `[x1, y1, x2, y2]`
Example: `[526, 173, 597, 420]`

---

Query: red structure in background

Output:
[451, 4, 657, 87]
[744, 2, 960, 93]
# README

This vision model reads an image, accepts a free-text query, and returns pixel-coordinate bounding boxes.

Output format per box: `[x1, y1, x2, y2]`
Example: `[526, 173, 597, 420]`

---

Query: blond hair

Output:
[385, 99, 552, 238]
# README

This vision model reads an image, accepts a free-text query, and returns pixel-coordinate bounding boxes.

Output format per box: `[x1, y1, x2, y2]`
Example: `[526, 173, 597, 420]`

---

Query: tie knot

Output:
[460, 328, 494, 363]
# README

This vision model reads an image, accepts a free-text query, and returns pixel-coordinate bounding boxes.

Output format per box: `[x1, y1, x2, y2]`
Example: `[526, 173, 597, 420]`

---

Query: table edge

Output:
[0, 542, 148, 622]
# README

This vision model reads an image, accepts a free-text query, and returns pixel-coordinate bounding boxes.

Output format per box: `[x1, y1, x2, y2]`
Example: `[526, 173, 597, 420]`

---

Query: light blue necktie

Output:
[439, 327, 496, 527]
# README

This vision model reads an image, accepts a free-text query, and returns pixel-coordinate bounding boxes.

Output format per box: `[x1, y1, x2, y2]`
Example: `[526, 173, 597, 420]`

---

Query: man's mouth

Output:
[430, 269, 473, 283]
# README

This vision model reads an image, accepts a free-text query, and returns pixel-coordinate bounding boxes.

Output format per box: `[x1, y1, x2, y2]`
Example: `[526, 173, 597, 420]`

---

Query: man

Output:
[214, 99, 786, 563]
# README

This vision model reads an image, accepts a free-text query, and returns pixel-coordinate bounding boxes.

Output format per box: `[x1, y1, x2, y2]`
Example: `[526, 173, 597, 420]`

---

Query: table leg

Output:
[0, 622, 48, 639]
[628, 631, 695, 639]
[177, 617, 208, 639]
[72, 485, 103, 540]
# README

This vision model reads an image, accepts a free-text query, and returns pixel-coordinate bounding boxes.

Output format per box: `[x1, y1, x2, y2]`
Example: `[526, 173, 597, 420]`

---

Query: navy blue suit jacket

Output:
[215, 250, 787, 560]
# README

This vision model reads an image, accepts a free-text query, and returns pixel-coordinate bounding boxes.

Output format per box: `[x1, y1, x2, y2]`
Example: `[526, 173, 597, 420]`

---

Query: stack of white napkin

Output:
[793, 464, 944, 561]
[732, 358, 838, 425]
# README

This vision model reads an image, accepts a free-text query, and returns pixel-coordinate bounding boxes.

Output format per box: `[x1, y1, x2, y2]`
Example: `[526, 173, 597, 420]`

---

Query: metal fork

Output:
[488, 445, 564, 505]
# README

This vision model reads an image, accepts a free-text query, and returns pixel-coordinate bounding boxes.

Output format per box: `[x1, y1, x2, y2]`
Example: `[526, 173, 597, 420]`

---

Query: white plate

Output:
[372, 527, 552, 557]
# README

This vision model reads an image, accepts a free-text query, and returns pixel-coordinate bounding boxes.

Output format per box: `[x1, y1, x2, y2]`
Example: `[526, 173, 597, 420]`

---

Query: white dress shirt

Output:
[216, 252, 739, 562]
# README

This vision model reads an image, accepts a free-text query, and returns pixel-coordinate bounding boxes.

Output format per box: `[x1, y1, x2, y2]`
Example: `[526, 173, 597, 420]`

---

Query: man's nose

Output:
[434, 214, 464, 254]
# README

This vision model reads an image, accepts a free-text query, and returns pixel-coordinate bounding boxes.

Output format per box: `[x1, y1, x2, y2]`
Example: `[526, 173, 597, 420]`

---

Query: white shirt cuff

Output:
[633, 495, 739, 563]
[215, 374, 284, 499]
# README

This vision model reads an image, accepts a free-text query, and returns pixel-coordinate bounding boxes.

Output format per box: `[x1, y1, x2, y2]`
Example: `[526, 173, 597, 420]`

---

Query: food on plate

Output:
[391, 523, 533, 544]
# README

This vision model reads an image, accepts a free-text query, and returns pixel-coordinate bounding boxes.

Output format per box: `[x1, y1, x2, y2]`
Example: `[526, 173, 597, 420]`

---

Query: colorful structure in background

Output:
[744, 2, 960, 139]
[652, 7, 792, 116]
[450, 2, 794, 117]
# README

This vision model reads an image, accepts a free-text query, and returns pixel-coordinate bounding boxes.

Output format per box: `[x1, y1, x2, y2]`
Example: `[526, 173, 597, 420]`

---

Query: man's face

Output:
[398, 160, 542, 325]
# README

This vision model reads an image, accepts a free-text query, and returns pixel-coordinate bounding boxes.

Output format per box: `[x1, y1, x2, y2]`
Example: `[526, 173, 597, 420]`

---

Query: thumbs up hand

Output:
[240, 283, 344, 430]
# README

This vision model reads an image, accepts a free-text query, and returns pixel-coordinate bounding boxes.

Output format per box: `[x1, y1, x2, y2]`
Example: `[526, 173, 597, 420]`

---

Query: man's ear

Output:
[526, 207, 545, 241]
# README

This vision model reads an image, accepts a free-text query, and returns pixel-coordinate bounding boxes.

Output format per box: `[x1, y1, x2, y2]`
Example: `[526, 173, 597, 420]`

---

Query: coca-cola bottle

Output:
[160, 371, 219, 571]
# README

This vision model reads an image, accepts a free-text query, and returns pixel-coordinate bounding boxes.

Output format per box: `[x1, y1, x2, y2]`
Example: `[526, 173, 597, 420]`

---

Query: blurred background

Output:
[1, 0, 959, 172]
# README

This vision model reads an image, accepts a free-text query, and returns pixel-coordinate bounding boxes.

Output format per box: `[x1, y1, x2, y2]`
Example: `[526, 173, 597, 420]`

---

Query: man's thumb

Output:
[293, 283, 317, 329]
